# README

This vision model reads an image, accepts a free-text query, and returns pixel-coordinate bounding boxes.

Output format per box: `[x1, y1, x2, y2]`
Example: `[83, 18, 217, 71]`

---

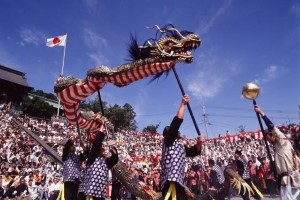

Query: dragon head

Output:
[128, 24, 201, 64]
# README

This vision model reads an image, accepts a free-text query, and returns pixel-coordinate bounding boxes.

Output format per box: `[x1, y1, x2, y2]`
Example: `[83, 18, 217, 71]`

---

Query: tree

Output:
[143, 123, 160, 133]
[26, 87, 138, 131]
[123, 103, 137, 130]
[78, 97, 137, 131]
[22, 96, 56, 119]
[81, 98, 108, 114]
[31, 89, 58, 101]
[105, 103, 137, 131]
[237, 125, 246, 133]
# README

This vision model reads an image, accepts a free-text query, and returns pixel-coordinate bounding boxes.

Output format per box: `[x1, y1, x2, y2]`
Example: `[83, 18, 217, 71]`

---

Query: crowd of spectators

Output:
[0, 102, 299, 199]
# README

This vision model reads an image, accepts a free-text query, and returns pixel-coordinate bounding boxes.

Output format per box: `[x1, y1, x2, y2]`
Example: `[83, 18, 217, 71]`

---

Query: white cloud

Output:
[83, 28, 107, 48]
[187, 51, 240, 99]
[198, 0, 232, 35]
[83, 28, 108, 65]
[254, 65, 280, 84]
[83, 0, 98, 12]
[291, 3, 300, 18]
[188, 70, 225, 99]
[87, 49, 109, 65]
[20, 28, 44, 46]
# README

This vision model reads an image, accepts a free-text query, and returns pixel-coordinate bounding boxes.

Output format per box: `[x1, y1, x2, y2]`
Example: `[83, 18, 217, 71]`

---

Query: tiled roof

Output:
[0, 65, 31, 88]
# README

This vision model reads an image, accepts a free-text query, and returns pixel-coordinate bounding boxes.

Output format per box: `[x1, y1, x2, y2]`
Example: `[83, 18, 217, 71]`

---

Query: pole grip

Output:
[97, 90, 105, 115]
[73, 103, 82, 141]
[252, 99, 277, 179]
[97, 90, 111, 144]
[172, 68, 201, 135]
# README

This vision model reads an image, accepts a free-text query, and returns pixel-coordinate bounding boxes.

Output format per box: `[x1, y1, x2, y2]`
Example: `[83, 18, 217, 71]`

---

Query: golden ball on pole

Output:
[242, 82, 260, 100]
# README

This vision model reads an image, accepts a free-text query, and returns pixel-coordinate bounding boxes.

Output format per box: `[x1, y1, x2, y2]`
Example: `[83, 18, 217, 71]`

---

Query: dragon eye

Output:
[164, 41, 175, 46]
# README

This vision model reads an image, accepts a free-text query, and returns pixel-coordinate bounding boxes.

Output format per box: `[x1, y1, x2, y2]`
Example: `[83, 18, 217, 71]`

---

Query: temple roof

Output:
[0, 65, 31, 88]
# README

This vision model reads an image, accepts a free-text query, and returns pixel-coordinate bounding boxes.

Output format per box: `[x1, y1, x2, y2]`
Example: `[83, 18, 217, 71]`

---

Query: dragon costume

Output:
[54, 24, 200, 132]
[111, 164, 254, 200]
[54, 24, 254, 199]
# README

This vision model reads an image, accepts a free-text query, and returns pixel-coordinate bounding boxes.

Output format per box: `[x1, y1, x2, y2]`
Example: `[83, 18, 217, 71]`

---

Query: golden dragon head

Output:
[128, 24, 201, 64]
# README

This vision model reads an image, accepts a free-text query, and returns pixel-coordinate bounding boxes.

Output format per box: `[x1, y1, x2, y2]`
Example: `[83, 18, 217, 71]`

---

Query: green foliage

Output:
[21, 96, 56, 119]
[81, 98, 108, 114]
[143, 123, 160, 133]
[105, 103, 137, 131]
[31, 89, 57, 101]
[24, 89, 138, 131]
[237, 125, 246, 133]
[81, 97, 137, 131]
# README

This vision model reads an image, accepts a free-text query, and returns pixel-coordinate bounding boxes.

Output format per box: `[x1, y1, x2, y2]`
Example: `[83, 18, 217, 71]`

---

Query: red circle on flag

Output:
[53, 37, 61, 44]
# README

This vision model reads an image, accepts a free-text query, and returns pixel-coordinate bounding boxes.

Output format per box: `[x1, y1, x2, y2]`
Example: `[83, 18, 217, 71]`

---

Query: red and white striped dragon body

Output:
[54, 24, 200, 132]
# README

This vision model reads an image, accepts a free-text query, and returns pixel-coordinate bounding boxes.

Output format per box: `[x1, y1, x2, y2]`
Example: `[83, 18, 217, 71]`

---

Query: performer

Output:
[84, 131, 118, 200]
[234, 149, 263, 200]
[110, 174, 123, 200]
[62, 139, 86, 200]
[208, 159, 225, 190]
[255, 105, 300, 199]
[77, 161, 87, 200]
[160, 95, 205, 200]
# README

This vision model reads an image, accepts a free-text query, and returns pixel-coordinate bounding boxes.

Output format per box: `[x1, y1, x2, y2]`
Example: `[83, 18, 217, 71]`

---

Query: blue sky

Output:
[0, 0, 299, 138]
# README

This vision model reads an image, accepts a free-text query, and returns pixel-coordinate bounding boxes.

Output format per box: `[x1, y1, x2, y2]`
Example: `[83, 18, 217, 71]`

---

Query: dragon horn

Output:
[166, 27, 187, 39]
[141, 40, 153, 47]
[146, 25, 166, 33]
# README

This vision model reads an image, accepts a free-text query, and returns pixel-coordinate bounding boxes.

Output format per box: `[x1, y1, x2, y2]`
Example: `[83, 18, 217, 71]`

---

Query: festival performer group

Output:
[56, 94, 300, 200]
[1, 95, 300, 200]
[1, 25, 300, 200]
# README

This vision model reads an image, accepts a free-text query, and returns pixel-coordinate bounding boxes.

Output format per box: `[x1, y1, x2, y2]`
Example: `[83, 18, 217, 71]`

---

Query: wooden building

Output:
[0, 64, 32, 106]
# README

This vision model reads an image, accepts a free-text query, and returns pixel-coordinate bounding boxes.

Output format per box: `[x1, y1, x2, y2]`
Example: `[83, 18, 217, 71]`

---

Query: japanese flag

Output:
[46, 34, 67, 47]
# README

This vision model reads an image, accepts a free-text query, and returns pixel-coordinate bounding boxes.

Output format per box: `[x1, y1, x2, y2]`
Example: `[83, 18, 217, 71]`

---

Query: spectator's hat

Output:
[208, 159, 215, 166]
[235, 149, 242, 156]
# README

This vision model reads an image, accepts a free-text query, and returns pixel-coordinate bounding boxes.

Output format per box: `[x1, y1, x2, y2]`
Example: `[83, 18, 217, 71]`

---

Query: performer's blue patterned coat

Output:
[84, 156, 108, 198]
[63, 153, 81, 182]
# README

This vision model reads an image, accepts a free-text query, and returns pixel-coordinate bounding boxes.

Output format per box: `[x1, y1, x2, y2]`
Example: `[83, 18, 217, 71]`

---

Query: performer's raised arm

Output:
[160, 94, 204, 200]
[254, 105, 276, 144]
[254, 104, 300, 198]
[86, 131, 105, 166]
[163, 95, 189, 146]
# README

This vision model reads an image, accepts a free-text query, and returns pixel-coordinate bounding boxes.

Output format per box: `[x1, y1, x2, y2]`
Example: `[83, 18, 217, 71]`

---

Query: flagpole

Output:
[57, 33, 67, 116]
[61, 34, 67, 75]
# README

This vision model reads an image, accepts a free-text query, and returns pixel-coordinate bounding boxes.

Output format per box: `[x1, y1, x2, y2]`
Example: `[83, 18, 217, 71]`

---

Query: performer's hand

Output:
[254, 105, 265, 116]
[110, 146, 118, 156]
[81, 162, 86, 169]
[107, 146, 119, 169]
[88, 131, 97, 142]
[197, 135, 206, 144]
[182, 95, 190, 105]
[196, 135, 205, 152]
